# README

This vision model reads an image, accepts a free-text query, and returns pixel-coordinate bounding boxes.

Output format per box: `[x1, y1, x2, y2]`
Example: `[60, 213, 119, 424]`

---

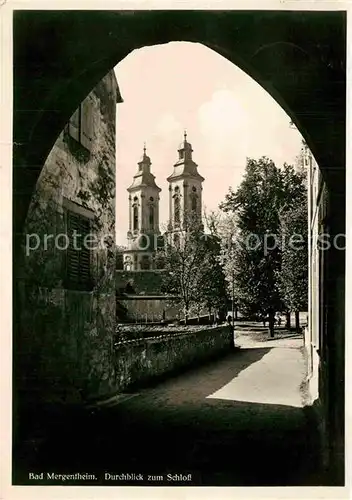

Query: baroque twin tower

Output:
[123, 132, 205, 271]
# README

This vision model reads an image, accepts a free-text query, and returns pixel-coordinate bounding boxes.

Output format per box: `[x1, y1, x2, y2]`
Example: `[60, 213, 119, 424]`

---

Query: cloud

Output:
[198, 89, 249, 138]
[197, 90, 250, 166]
[154, 113, 182, 138]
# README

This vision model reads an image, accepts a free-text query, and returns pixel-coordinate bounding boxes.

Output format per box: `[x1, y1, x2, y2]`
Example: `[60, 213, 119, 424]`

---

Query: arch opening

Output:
[13, 12, 345, 486]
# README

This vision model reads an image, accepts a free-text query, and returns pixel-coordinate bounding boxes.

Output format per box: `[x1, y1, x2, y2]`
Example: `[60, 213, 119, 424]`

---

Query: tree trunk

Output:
[184, 306, 189, 325]
[268, 311, 275, 338]
[295, 310, 300, 330]
[285, 311, 291, 329]
[235, 306, 238, 321]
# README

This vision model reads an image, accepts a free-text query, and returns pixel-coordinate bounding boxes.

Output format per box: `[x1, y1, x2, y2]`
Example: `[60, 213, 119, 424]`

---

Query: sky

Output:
[114, 41, 303, 246]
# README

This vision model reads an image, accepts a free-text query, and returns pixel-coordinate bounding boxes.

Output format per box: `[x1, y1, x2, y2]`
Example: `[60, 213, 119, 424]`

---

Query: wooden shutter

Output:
[80, 97, 93, 151]
[66, 210, 92, 290]
[68, 107, 80, 142]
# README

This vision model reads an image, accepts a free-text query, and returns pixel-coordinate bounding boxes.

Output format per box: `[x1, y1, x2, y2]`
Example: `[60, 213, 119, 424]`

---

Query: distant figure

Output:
[262, 314, 267, 327]
[276, 312, 282, 326]
[227, 314, 233, 329]
[215, 312, 220, 325]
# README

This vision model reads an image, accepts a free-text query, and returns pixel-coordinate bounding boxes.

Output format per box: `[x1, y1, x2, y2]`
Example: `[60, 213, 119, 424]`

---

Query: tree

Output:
[219, 156, 306, 337]
[159, 213, 228, 325]
[279, 163, 308, 328]
[159, 218, 207, 324]
[198, 232, 228, 322]
[205, 210, 241, 322]
[277, 197, 308, 330]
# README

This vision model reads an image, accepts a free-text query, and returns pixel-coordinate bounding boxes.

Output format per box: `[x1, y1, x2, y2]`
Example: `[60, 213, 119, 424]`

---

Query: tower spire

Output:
[184, 130, 187, 142]
[143, 142, 147, 157]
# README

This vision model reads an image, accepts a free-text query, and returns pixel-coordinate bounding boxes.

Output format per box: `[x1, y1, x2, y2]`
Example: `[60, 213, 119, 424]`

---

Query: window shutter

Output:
[68, 107, 80, 142]
[66, 210, 92, 290]
[80, 97, 93, 151]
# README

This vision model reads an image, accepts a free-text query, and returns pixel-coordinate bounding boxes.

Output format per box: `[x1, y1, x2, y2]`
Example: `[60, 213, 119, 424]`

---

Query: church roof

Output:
[127, 171, 161, 191]
[128, 144, 161, 192]
[167, 131, 204, 182]
[166, 163, 205, 182]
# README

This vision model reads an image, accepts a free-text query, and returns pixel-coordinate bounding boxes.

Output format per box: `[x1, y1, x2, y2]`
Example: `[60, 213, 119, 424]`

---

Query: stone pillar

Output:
[128, 194, 132, 231]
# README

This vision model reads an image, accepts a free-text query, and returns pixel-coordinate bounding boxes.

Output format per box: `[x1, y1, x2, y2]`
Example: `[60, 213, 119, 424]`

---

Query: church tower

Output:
[167, 131, 204, 238]
[123, 145, 161, 271]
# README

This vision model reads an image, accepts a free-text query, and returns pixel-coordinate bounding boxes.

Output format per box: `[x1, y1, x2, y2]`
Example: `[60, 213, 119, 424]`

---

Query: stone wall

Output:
[116, 270, 164, 294]
[117, 296, 180, 323]
[113, 326, 234, 392]
[116, 296, 211, 324]
[15, 70, 121, 429]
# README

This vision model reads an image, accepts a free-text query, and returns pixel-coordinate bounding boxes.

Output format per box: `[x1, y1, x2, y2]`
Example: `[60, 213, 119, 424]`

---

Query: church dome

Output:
[178, 131, 192, 151]
[140, 152, 151, 162]
[138, 143, 151, 164]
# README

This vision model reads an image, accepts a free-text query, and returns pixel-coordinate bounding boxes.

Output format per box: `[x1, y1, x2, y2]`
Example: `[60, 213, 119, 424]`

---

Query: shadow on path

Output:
[13, 348, 322, 486]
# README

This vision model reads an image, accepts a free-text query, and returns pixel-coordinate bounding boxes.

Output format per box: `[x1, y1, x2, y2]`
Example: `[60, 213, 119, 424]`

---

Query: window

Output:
[141, 255, 151, 270]
[64, 202, 94, 291]
[68, 96, 94, 151]
[191, 196, 197, 211]
[174, 196, 180, 224]
[124, 257, 132, 272]
[133, 205, 139, 231]
[149, 206, 154, 228]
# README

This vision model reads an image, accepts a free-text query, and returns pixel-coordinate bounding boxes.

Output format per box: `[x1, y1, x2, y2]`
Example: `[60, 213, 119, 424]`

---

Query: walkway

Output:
[14, 327, 322, 486]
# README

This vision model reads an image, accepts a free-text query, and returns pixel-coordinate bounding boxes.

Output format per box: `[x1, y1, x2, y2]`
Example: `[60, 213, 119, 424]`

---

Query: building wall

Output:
[306, 151, 320, 396]
[306, 147, 345, 483]
[118, 296, 181, 323]
[16, 70, 121, 421]
[168, 179, 203, 233]
[128, 187, 161, 235]
[116, 270, 164, 295]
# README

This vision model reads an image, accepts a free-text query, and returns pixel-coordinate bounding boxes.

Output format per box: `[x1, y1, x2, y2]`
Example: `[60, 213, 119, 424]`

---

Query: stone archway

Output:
[13, 10, 346, 484]
[14, 10, 345, 234]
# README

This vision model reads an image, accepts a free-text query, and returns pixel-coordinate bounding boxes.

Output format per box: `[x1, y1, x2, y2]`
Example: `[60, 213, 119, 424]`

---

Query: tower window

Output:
[174, 196, 180, 224]
[124, 256, 132, 271]
[133, 205, 139, 231]
[191, 196, 197, 211]
[141, 255, 151, 270]
[150, 196, 154, 202]
[149, 206, 154, 228]
[192, 186, 196, 192]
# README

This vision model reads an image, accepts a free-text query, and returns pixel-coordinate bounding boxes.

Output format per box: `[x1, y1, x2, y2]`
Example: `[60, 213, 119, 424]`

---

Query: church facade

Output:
[122, 132, 204, 271]
[123, 144, 162, 271]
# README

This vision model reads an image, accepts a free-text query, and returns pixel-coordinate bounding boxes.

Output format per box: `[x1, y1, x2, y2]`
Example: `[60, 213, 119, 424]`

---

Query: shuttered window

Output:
[65, 209, 93, 291]
[68, 96, 94, 152]
[68, 107, 80, 142]
[80, 98, 93, 150]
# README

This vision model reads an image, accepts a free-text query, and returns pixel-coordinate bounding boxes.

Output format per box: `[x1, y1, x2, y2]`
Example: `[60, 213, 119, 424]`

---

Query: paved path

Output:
[207, 347, 305, 407]
[15, 332, 322, 487]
